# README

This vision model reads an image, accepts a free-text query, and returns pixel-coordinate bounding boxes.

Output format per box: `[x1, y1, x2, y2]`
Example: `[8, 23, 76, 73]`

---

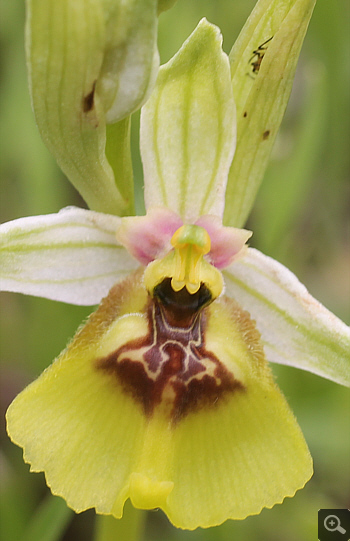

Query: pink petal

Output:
[116, 207, 183, 265]
[195, 215, 252, 269]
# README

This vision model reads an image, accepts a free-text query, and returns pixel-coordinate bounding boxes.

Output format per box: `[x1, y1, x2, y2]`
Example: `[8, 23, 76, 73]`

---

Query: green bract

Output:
[26, 0, 161, 216]
[225, 0, 316, 227]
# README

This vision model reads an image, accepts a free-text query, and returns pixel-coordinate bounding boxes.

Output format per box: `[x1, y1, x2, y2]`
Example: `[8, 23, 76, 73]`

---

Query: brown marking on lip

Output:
[83, 81, 96, 113]
[96, 279, 244, 422]
[262, 129, 270, 140]
[243, 111, 248, 118]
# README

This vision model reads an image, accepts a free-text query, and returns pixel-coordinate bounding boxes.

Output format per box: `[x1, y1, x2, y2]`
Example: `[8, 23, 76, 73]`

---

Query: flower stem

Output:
[94, 502, 146, 541]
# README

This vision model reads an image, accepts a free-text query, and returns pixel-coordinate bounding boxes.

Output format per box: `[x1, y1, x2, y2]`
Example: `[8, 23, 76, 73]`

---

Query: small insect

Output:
[248, 36, 273, 76]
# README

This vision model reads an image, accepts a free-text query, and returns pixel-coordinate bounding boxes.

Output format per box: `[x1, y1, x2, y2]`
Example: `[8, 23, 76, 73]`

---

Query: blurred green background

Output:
[1, 1, 349, 540]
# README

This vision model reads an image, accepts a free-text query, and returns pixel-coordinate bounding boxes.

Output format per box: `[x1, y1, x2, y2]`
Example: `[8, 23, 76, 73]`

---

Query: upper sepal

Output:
[141, 18, 236, 223]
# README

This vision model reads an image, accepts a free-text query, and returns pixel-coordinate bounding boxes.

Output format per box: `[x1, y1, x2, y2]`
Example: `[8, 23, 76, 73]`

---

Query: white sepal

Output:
[0, 207, 138, 305]
[224, 248, 350, 386]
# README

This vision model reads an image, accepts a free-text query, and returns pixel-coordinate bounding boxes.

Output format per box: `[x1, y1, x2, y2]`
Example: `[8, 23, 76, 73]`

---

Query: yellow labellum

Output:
[6, 271, 312, 529]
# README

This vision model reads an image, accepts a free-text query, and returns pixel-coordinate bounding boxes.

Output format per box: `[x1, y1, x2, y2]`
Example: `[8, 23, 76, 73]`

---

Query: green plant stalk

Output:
[94, 502, 147, 541]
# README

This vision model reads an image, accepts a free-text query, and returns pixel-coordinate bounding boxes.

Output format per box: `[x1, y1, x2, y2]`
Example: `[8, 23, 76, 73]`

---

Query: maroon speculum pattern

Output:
[97, 279, 244, 421]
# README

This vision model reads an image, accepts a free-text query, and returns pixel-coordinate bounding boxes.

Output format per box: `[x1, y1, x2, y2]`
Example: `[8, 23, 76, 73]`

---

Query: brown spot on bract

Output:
[262, 130, 270, 140]
[83, 81, 96, 113]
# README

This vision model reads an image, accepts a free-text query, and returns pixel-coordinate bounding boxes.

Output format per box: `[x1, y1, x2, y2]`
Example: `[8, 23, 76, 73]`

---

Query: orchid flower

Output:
[1, 0, 350, 533]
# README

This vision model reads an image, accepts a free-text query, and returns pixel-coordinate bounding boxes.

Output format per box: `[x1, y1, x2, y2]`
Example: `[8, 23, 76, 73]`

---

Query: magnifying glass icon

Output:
[324, 515, 346, 534]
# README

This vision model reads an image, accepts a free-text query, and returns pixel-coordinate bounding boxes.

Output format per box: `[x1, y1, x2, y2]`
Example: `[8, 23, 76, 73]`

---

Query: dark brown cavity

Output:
[153, 278, 212, 327]
[96, 279, 244, 422]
